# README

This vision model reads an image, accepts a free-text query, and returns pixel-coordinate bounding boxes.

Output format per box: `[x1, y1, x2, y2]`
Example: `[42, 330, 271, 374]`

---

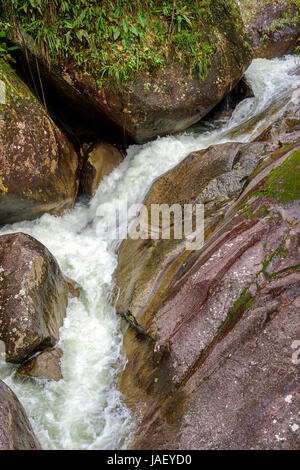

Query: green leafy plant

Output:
[1, 0, 246, 86]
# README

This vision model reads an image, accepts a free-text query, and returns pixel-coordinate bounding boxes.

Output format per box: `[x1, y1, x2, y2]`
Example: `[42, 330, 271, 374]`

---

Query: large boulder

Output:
[9, 1, 252, 143]
[0, 232, 68, 363]
[0, 59, 79, 225]
[117, 138, 300, 449]
[0, 380, 41, 450]
[237, 0, 300, 59]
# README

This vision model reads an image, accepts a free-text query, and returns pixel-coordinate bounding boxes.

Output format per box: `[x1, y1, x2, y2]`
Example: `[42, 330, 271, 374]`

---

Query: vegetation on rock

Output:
[1, 0, 248, 85]
[253, 149, 300, 203]
[237, 0, 300, 56]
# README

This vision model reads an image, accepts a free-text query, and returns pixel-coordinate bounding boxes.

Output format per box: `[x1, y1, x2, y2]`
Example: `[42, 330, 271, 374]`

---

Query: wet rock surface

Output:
[65, 276, 81, 299]
[0, 379, 41, 450]
[17, 348, 63, 382]
[254, 101, 300, 144]
[0, 232, 68, 363]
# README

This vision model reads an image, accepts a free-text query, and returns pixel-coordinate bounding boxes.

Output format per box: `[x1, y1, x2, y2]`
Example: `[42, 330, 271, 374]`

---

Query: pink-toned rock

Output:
[118, 140, 300, 450]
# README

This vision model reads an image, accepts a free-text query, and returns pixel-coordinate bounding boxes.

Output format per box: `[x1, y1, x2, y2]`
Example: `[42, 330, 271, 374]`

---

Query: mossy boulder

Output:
[237, 0, 300, 58]
[0, 380, 41, 450]
[0, 59, 79, 225]
[0, 232, 69, 363]
[9, 0, 252, 143]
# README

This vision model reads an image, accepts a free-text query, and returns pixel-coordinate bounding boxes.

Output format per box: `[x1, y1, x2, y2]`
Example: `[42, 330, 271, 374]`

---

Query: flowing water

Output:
[0, 56, 299, 450]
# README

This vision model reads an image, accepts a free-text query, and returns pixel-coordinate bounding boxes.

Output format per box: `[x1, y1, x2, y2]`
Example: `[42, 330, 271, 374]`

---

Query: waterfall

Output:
[0, 56, 299, 450]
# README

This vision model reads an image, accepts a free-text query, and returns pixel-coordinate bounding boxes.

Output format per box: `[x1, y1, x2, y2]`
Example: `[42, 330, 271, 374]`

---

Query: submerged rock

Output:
[0, 380, 41, 450]
[10, 1, 252, 143]
[0, 59, 79, 225]
[17, 348, 63, 382]
[237, 0, 300, 59]
[117, 138, 300, 449]
[81, 141, 123, 197]
[0, 232, 68, 363]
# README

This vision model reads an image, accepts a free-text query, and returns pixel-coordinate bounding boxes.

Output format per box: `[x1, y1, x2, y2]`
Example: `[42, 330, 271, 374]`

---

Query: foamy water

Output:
[0, 56, 299, 449]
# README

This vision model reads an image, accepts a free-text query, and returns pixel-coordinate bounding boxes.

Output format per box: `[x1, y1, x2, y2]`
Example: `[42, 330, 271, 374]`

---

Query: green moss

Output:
[218, 289, 254, 331]
[261, 239, 288, 279]
[241, 203, 270, 220]
[270, 263, 300, 278]
[1, 0, 248, 86]
[239, 0, 300, 23]
[253, 149, 300, 204]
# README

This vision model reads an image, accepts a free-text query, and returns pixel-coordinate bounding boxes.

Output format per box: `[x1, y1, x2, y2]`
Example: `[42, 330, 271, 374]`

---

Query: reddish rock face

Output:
[0, 380, 41, 450]
[0, 232, 68, 363]
[0, 59, 79, 225]
[118, 140, 300, 450]
[237, 0, 300, 59]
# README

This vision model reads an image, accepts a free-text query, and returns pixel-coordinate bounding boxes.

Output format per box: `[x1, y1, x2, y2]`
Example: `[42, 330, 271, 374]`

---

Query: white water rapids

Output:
[0, 56, 299, 450]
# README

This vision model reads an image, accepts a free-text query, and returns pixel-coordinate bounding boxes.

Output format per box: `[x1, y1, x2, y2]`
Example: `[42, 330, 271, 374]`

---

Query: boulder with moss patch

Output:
[115, 141, 276, 319]
[237, 0, 300, 59]
[7, 0, 252, 143]
[0, 59, 79, 225]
